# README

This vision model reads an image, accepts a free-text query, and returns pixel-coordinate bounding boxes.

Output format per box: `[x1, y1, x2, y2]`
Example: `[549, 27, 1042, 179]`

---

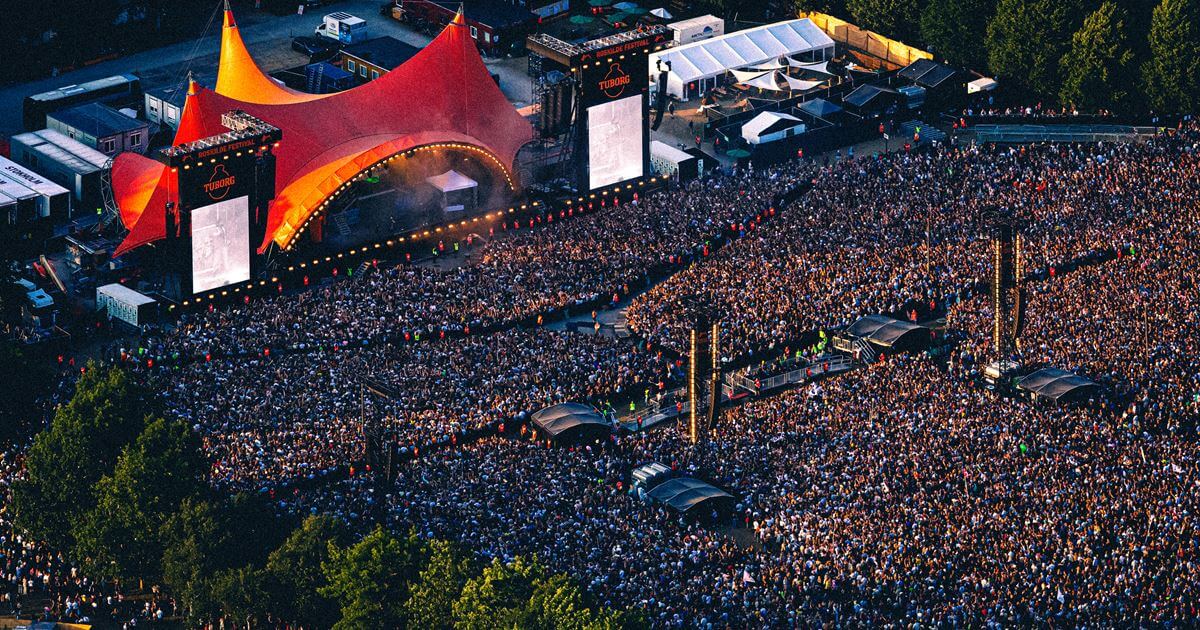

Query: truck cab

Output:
[315, 12, 368, 45]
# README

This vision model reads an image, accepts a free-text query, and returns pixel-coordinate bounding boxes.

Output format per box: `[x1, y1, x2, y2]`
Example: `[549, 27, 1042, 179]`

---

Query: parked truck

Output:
[315, 12, 368, 44]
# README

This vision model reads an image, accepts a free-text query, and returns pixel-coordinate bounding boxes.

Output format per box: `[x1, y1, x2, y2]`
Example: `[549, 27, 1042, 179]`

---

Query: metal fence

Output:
[970, 124, 1158, 144]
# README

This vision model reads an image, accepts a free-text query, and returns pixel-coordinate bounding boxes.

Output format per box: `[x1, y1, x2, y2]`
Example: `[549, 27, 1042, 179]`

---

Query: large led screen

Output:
[191, 195, 250, 294]
[587, 95, 644, 190]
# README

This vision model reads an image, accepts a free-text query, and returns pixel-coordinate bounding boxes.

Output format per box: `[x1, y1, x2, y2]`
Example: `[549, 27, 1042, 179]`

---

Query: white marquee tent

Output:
[742, 111, 805, 145]
[425, 169, 478, 212]
[650, 19, 835, 100]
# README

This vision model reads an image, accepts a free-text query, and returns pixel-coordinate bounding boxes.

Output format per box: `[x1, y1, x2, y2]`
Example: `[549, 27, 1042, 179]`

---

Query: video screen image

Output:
[587, 95, 643, 189]
[191, 195, 251, 294]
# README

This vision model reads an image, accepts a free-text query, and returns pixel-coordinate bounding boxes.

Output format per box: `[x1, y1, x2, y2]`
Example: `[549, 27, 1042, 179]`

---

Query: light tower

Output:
[682, 296, 722, 444]
[983, 207, 1025, 388]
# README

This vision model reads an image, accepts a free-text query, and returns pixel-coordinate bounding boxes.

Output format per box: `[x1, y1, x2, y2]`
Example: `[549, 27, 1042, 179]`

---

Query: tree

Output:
[263, 515, 348, 629]
[209, 565, 269, 629]
[1059, 2, 1137, 112]
[453, 557, 543, 630]
[160, 498, 228, 622]
[986, 0, 1077, 97]
[524, 573, 627, 630]
[920, 0, 994, 69]
[12, 364, 150, 548]
[223, 492, 293, 571]
[847, 0, 923, 42]
[404, 539, 474, 630]
[320, 526, 429, 630]
[453, 557, 627, 630]
[794, 0, 849, 16]
[72, 418, 206, 583]
[1141, 0, 1200, 114]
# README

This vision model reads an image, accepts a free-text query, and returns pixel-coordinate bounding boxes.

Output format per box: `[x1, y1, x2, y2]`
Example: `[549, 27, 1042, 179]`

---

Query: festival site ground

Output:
[2, 122, 1199, 627]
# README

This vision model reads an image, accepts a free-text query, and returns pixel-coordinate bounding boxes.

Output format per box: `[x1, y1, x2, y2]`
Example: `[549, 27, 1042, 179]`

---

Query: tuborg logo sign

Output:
[202, 164, 237, 201]
[599, 62, 631, 99]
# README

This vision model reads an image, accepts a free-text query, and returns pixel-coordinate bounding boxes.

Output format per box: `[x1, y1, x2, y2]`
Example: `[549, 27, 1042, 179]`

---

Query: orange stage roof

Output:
[115, 10, 532, 257]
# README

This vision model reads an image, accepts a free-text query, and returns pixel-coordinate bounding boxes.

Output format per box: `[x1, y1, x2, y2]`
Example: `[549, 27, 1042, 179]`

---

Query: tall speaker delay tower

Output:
[983, 207, 1025, 387]
[683, 297, 722, 444]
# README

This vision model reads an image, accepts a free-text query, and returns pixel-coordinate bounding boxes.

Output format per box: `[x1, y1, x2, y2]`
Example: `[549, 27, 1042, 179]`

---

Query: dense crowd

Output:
[161, 329, 667, 491]
[142, 167, 810, 359]
[278, 351, 1198, 627]
[628, 126, 1200, 359]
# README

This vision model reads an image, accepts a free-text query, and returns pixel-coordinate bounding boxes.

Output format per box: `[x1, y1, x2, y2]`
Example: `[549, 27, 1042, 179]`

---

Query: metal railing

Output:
[970, 124, 1157, 144]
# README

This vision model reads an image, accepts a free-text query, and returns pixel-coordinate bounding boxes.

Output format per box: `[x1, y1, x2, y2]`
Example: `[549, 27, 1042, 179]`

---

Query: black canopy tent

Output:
[796, 97, 843, 119]
[895, 58, 964, 110]
[841, 84, 898, 115]
[846, 314, 932, 352]
[645, 477, 736, 519]
[531, 403, 611, 443]
[1016, 368, 1099, 404]
[896, 59, 958, 90]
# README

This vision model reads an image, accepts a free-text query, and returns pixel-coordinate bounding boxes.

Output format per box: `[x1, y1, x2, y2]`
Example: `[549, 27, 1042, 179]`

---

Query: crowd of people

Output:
[162, 329, 668, 491]
[628, 125, 1200, 360]
[276, 350, 1197, 627]
[139, 167, 810, 360]
[3, 119, 1200, 626]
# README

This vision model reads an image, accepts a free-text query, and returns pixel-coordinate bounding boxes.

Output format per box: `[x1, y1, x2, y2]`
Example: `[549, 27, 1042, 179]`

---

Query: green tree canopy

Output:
[160, 498, 229, 622]
[1142, 0, 1200, 114]
[72, 417, 207, 583]
[209, 565, 269, 629]
[847, 0, 923, 42]
[13, 364, 150, 548]
[986, 0, 1077, 96]
[453, 557, 627, 630]
[1060, 1, 1136, 112]
[320, 525, 429, 630]
[920, 0, 995, 69]
[263, 515, 348, 629]
[794, 0, 849, 15]
[404, 538, 474, 630]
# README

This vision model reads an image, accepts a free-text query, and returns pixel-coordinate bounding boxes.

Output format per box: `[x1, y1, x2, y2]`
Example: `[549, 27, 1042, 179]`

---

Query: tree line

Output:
[10, 364, 638, 629]
[786, 0, 1199, 115]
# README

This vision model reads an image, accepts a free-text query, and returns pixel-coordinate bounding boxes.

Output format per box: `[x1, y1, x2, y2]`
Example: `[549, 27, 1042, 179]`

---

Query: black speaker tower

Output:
[682, 296, 721, 444]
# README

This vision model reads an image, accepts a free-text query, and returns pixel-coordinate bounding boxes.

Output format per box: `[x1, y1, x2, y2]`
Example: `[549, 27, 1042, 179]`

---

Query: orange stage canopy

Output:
[114, 9, 532, 256]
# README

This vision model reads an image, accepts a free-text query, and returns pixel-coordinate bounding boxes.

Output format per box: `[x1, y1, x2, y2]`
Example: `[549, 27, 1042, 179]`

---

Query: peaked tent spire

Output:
[215, 7, 323, 104]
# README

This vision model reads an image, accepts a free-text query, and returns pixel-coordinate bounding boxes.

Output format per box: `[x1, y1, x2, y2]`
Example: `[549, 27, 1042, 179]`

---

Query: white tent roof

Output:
[968, 77, 998, 93]
[786, 59, 833, 75]
[743, 71, 784, 91]
[651, 7, 672, 19]
[651, 19, 834, 85]
[729, 68, 770, 83]
[98, 283, 156, 307]
[651, 140, 693, 163]
[748, 58, 786, 71]
[742, 111, 802, 138]
[425, 170, 478, 193]
[779, 73, 823, 91]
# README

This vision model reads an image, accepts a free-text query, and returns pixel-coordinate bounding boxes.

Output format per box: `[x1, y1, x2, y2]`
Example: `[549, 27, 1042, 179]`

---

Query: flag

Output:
[742, 570, 755, 584]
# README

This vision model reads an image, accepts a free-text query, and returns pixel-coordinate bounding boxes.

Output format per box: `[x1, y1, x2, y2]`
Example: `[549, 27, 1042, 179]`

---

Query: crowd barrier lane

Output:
[117, 181, 813, 372]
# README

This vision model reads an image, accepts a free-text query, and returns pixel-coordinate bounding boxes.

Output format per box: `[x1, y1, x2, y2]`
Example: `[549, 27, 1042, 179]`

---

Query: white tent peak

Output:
[425, 169, 477, 193]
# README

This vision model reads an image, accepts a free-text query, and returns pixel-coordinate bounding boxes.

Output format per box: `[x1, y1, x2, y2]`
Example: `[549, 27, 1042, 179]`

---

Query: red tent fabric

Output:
[115, 11, 531, 256]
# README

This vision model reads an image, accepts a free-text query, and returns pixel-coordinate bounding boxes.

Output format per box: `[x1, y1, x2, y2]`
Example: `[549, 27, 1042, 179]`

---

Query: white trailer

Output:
[668, 15, 723, 45]
[315, 12, 368, 44]
[97, 283, 157, 328]
[0, 156, 71, 221]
